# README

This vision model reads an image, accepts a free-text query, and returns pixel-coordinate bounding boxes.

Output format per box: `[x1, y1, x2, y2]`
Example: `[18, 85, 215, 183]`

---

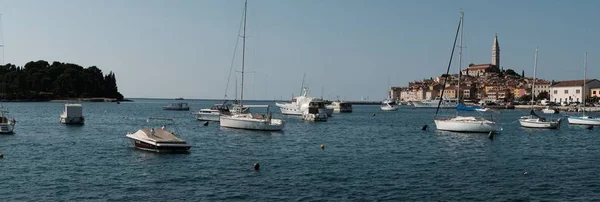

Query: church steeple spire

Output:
[492, 33, 500, 68]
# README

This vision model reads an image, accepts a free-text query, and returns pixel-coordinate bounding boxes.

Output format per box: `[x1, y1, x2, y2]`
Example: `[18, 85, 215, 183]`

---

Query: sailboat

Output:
[567, 53, 600, 125]
[381, 76, 399, 111]
[434, 10, 501, 133]
[219, 0, 285, 131]
[518, 49, 560, 129]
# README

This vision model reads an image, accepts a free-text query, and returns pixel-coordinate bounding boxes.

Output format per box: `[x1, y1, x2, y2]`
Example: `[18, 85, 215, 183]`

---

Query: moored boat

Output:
[0, 110, 15, 134]
[301, 100, 328, 121]
[125, 118, 190, 153]
[380, 99, 399, 111]
[326, 101, 352, 113]
[163, 102, 190, 111]
[59, 103, 85, 125]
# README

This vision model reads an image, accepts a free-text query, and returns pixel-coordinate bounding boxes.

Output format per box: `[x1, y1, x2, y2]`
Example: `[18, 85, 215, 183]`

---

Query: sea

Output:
[0, 98, 599, 201]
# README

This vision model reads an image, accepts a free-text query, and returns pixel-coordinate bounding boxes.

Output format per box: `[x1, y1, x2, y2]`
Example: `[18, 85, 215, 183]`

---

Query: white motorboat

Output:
[0, 110, 15, 134]
[191, 103, 248, 122]
[433, 11, 500, 133]
[380, 99, 399, 111]
[435, 116, 502, 133]
[541, 106, 558, 114]
[326, 101, 352, 113]
[219, 1, 285, 131]
[567, 53, 600, 126]
[276, 88, 332, 116]
[301, 100, 328, 122]
[518, 49, 559, 129]
[125, 118, 191, 153]
[413, 98, 458, 108]
[59, 103, 85, 125]
[163, 102, 190, 111]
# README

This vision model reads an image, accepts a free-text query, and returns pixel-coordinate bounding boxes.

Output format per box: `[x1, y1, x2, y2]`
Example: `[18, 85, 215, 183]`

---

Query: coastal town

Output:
[389, 34, 600, 106]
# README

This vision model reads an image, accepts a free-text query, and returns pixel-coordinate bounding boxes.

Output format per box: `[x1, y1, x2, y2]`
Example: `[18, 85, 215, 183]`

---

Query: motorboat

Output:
[302, 100, 328, 121]
[435, 116, 502, 133]
[413, 98, 458, 108]
[541, 106, 559, 114]
[219, 2, 285, 131]
[163, 102, 190, 111]
[380, 99, 399, 111]
[326, 101, 352, 113]
[0, 110, 15, 134]
[276, 88, 332, 116]
[191, 103, 248, 122]
[59, 103, 85, 125]
[125, 118, 191, 153]
[519, 114, 561, 129]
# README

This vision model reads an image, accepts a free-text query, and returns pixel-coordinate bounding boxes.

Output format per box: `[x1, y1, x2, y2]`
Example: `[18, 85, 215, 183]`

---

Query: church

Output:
[461, 34, 501, 77]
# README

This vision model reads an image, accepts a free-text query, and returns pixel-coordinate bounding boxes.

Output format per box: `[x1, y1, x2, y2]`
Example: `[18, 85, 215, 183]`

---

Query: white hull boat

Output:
[126, 128, 191, 153]
[380, 104, 399, 111]
[59, 104, 85, 125]
[0, 110, 15, 134]
[276, 88, 332, 116]
[276, 102, 303, 115]
[220, 112, 284, 131]
[193, 110, 221, 122]
[541, 107, 558, 114]
[326, 101, 352, 113]
[413, 99, 457, 108]
[435, 116, 502, 133]
[301, 102, 328, 122]
[519, 115, 560, 129]
[567, 116, 600, 126]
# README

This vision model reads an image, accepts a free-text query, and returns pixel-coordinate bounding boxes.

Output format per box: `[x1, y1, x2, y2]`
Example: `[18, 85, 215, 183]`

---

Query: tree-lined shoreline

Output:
[0, 60, 126, 102]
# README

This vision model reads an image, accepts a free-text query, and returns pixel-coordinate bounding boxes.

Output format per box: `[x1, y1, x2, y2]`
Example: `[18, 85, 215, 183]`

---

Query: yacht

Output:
[413, 98, 458, 108]
[219, 1, 285, 131]
[326, 101, 352, 113]
[59, 103, 85, 125]
[125, 118, 191, 153]
[301, 100, 328, 121]
[276, 88, 332, 116]
[0, 110, 15, 134]
[380, 99, 399, 111]
[163, 102, 190, 111]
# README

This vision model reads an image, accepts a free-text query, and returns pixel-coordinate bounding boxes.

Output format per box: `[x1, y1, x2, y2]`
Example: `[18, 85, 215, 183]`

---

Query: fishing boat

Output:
[219, 0, 285, 131]
[125, 118, 191, 153]
[301, 100, 328, 122]
[59, 103, 85, 125]
[567, 53, 600, 126]
[434, 10, 501, 133]
[519, 49, 560, 129]
[277, 88, 331, 116]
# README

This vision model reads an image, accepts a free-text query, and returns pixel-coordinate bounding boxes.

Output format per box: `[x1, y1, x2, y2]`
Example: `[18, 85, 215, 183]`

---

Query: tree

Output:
[536, 91, 550, 100]
[519, 94, 532, 102]
[505, 69, 518, 77]
[521, 70, 525, 77]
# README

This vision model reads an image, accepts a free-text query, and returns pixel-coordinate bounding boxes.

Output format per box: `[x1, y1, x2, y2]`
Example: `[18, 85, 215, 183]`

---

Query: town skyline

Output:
[0, 0, 598, 100]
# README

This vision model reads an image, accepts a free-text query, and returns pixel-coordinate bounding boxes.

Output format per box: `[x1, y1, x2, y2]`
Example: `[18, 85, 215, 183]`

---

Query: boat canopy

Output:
[456, 104, 482, 111]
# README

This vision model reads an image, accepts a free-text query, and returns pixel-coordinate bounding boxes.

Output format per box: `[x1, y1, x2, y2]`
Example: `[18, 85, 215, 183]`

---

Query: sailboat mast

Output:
[531, 48, 538, 109]
[300, 73, 306, 95]
[240, 0, 247, 106]
[583, 52, 587, 116]
[457, 10, 463, 103]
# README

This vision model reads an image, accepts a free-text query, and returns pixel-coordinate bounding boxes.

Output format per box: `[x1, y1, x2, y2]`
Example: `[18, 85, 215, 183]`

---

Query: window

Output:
[576, 89, 580, 94]
[594, 91, 597, 95]
[554, 90, 558, 94]
[565, 90, 569, 94]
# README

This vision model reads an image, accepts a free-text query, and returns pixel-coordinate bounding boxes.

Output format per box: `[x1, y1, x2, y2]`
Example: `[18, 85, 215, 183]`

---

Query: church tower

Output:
[491, 33, 500, 68]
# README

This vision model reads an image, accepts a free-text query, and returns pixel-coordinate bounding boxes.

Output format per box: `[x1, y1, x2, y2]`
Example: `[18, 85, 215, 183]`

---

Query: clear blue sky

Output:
[1, 0, 598, 100]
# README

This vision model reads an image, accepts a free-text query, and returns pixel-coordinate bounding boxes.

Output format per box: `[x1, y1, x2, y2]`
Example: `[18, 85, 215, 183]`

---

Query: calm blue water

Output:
[0, 99, 599, 201]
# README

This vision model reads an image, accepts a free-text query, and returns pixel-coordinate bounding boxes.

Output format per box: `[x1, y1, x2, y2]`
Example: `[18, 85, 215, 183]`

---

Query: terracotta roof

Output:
[551, 79, 598, 87]
[467, 63, 493, 70]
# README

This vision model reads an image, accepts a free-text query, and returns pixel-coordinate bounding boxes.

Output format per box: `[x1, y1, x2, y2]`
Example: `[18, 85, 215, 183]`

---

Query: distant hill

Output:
[0, 60, 124, 101]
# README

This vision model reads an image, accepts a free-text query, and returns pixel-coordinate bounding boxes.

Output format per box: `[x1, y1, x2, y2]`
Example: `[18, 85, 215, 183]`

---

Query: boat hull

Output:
[163, 107, 190, 111]
[567, 116, 600, 126]
[519, 118, 560, 129]
[412, 101, 455, 108]
[0, 123, 14, 134]
[380, 105, 398, 111]
[301, 112, 328, 122]
[60, 116, 85, 125]
[220, 115, 285, 131]
[276, 103, 303, 115]
[434, 118, 501, 133]
[126, 136, 191, 153]
[194, 112, 221, 122]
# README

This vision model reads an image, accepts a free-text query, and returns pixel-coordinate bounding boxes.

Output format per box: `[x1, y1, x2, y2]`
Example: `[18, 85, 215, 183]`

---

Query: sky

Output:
[0, 0, 598, 100]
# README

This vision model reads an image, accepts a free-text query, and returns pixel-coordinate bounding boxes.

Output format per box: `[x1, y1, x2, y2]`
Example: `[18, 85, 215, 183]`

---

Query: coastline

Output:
[0, 98, 133, 102]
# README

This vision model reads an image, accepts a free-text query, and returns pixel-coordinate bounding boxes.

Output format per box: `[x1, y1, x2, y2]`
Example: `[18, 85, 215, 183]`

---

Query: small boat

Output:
[163, 102, 190, 111]
[435, 116, 502, 133]
[59, 104, 85, 125]
[192, 103, 248, 122]
[326, 101, 353, 113]
[302, 100, 328, 121]
[412, 98, 458, 108]
[125, 118, 191, 153]
[380, 99, 399, 111]
[541, 106, 558, 114]
[518, 49, 559, 129]
[0, 110, 15, 134]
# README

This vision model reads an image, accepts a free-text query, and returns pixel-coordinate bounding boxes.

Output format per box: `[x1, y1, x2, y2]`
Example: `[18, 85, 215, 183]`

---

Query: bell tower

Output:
[492, 33, 500, 68]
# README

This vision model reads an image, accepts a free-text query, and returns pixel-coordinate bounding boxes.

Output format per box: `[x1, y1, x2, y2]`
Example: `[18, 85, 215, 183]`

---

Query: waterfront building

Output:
[550, 79, 600, 103]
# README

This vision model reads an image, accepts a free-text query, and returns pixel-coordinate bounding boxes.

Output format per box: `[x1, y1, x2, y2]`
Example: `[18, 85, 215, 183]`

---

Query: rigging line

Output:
[223, 5, 246, 100]
[435, 14, 462, 117]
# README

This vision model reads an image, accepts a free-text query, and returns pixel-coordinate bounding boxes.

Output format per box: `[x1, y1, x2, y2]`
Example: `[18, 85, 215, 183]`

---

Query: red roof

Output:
[467, 63, 493, 70]
[552, 79, 598, 87]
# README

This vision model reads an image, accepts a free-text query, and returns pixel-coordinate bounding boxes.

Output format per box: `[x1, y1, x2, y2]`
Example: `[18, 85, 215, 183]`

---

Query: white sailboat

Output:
[519, 49, 560, 129]
[381, 76, 399, 111]
[567, 53, 600, 126]
[220, 0, 285, 131]
[434, 10, 502, 133]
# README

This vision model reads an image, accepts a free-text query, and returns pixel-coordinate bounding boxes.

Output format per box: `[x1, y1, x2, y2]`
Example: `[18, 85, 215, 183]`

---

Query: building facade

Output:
[550, 79, 600, 103]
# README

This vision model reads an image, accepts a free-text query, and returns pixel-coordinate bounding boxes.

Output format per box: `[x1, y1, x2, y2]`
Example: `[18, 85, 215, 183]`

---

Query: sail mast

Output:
[240, 0, 247, 106]
[531, 48, 538, 109]
[435, 11, 462, 117]
[457, 10, 463, 104]
[583, 52, 587, 116]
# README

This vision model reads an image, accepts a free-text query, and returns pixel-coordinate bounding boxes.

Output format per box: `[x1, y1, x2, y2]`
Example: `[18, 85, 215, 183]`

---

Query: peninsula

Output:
[0, 60, 126, 102]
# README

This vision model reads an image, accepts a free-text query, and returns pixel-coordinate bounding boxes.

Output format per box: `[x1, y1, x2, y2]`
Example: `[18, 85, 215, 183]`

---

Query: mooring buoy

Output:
[203, 121, 209, 126]
[320, 144, 325, 150]
[253, 162, 260, 170]
[0, 152, 4, 158]
[372, 113, 376, 116]
[422, 125, 428, 131]
[586, 125, 593, 130]
[488, 131, 494, 140]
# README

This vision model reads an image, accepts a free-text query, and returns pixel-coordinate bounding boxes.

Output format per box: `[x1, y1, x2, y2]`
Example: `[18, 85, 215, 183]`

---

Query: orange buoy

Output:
[320, 144, 325, 150]
[253, 162, 260, 170]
